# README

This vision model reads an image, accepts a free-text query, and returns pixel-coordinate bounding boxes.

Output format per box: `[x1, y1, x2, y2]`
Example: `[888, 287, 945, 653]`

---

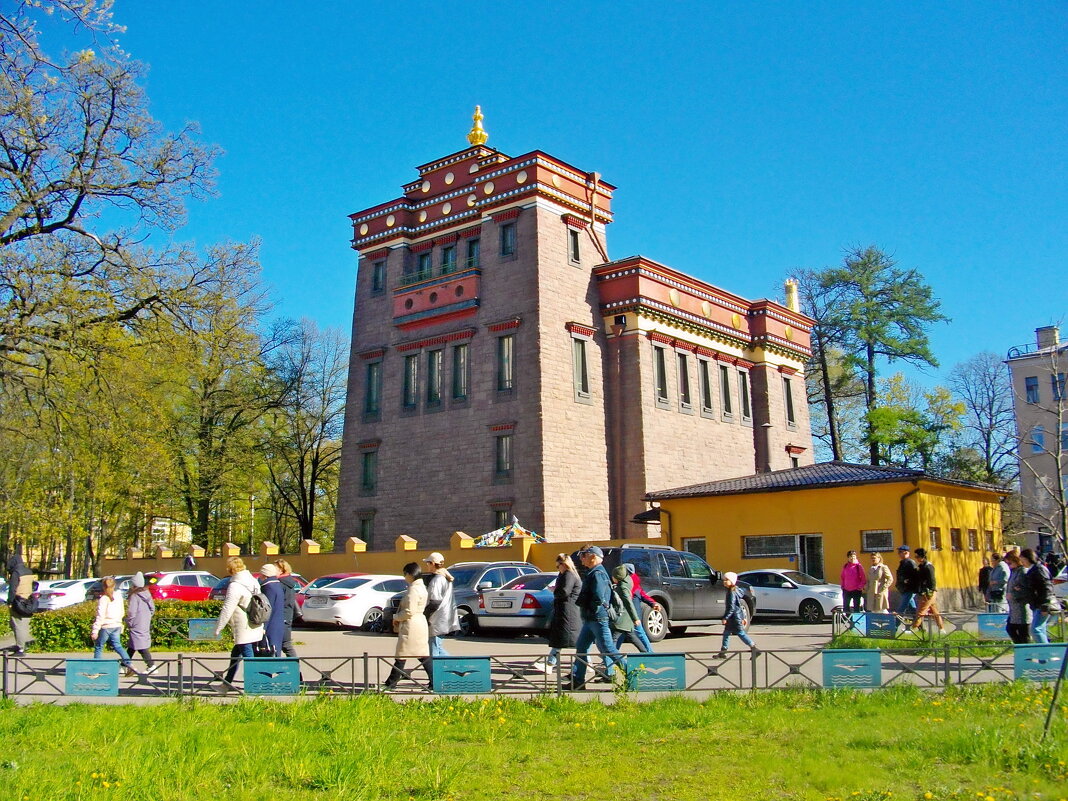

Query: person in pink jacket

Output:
[839, 550, 867, 614]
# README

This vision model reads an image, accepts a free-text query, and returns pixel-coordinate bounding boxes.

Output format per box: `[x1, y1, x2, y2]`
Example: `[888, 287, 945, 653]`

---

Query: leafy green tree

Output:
[867, 373, 963, 470]
[820, 246, 948, 465]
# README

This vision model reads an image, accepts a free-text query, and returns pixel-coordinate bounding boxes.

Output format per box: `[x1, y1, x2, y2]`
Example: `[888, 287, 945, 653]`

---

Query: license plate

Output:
[490, 600, 513, 609]
[305, 597, 327, 608]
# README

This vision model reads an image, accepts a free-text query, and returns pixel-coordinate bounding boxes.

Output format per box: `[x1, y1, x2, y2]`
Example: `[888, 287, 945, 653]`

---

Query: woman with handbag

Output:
[383, 562, 431, 690]
[5, 555, 35, 655]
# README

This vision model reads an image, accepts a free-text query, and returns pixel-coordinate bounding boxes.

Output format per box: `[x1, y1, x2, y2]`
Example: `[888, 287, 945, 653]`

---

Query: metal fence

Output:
[831, 608, 1068, 641]
[3, 641, 1064, 702]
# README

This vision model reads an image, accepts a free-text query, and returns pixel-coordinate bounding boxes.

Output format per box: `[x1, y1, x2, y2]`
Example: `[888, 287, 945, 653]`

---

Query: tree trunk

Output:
[866, 342, 879, 465]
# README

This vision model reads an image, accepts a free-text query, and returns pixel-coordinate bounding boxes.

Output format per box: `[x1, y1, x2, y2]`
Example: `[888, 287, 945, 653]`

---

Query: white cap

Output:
[423, 552, 445, 564]
[723, 571, 738, 584]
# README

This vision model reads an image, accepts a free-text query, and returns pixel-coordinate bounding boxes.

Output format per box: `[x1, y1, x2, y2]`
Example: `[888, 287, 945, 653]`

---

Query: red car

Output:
[144, 571, 221, 602]
[208, 572, 310, 604]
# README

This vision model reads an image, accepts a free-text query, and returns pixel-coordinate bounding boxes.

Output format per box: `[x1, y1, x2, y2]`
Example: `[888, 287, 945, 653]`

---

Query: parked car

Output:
[144, 571, 221, 602]
[1053, 565, 1067, 602]
[35, 578, 98, 611]
[300, 574, 407, 631]
[736, 568, 842, 622]
[575, 544, 756, 643]
[476, 572, 557, 632]
[86, 575, 134, 602]
[209, 572, 309, 605]
[383, 561, 541, 635]
[293, 573, 359, 620]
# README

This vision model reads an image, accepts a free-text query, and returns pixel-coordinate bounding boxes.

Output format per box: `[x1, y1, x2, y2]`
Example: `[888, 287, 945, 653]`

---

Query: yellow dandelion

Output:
[607, 721, 616, 726]
[102, 782, 110, 788]
[115, 783, 121, 788]
[925, 794, 933, 800]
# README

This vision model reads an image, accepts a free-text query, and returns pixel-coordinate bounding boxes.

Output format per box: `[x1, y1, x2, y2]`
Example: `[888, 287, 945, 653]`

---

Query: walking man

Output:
[567, 546, 626, 690]
[894, 544, 919, 621]
[911, 547, 946, 635]
[422, 552, 459, 657]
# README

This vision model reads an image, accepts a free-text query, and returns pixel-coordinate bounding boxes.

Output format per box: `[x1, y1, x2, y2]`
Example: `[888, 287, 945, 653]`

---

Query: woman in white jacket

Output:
[91, 576, 137, 677]
[214, 557, 265, 683]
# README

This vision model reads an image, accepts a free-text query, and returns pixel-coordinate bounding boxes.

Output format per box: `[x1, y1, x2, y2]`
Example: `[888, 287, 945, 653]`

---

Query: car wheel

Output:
[362, 607, 385, 633]
[643, 604, 668, 642]
[458, 608, 479, 636]
[799, 599, 824, 623]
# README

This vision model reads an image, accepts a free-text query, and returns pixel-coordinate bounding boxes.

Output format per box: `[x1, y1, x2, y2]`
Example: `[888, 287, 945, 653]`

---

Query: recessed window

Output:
[466, 237, 480, 269]
[418, 251, 432, 278]
[360, 450, 377, 494]
[1061, 422, 1068, 450]
[677, 353, 692, 409]
[698, 359, 714, 416]
[1031, 425, 1045, 454]
[500, 222, 516, 257]
[1054, 372, 1067, 401]
[681, 537, 706, 560]
[1025, 376, 1039, 404]
[783, 377, 796, 425]
[929, 527, 942, 551]
[950, 528, 962, 551]
[371, 260, 386, 293]
[493, 509, 509, 529]
[719, 365, 733, 417]
[452, 343, 468, 401]
[743, 534, 796, 558]
[497, 334, 514, 392]
[441, 245, 456, 275]
[572, 337, 590, 399]
[403, 354, 419, 409]
[653, 345, 669, 407]
[738, 370, 752, 421]
[568, 229, 581, 262]
[495, 433, 513, 479]
[967, 529, 978, 551]
[358, 512, 375, 548]
[861, 529, 893, 552]
[427, 349, 443, 405]
[364, 361, 382, 417]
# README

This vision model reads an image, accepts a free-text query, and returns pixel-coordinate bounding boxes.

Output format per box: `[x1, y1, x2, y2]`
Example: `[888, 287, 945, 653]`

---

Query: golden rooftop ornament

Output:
[467, 105, 489, 146]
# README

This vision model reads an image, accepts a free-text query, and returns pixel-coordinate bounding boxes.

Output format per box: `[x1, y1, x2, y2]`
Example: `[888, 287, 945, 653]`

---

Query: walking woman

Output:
[257, 563, 286, 657]
[866, 553, 893, 613]
[1004, 550, 1031, 644]
[383, 562, 431, 689]
[275, 559, 301, 659]
[840, 550, 867, 614]
[213, 557, 265, 684]
[1020, 548, 1056, 644]
[610, 564, 649, 652]
[533, 553, 580, 674]
[125, 572, 160, 674]
[91, 577, 136, 677]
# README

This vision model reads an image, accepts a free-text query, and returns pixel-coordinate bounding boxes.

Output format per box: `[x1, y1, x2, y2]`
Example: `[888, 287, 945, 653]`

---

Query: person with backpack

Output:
[610, 564, 650, 653]
[713, 572, 758, 658]
[274, 559, 301, 659]
[213, 557, 266, 684]
[125, 572, 160, 674]
[566, 546, 626, 690]
[257, 563, 286, 657]
[6, 555, 36, 655]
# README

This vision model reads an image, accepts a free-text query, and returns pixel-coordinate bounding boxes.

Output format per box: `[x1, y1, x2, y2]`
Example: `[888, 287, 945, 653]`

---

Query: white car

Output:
[36, 578, 98, 610]
[299, 574, 408, 631]
[737, 569, 843, 623]
[1053, 565, 1067, 602]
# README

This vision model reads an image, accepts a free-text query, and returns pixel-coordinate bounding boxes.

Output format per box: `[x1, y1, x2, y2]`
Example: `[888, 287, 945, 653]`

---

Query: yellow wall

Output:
[659, 479, 1003, 592]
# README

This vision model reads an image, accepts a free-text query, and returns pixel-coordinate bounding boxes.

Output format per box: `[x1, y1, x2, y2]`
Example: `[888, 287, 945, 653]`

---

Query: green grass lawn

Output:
[0, 683, 1065, 801]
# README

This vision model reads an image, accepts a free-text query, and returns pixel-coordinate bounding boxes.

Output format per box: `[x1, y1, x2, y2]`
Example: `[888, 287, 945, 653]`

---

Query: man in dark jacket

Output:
[910, 547, 946, 635]
[567, 546, 626, 690]
[6, 554, 34, 655]
[894, 545, 919, 618]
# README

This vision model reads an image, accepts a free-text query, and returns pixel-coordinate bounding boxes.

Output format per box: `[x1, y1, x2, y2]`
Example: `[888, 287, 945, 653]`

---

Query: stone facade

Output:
[334, 139, 815, 551]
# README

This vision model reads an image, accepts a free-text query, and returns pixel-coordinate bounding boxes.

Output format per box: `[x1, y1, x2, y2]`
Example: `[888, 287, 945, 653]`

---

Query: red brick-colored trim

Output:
[778, 365, 799, 376]
[487, 317, 522, 333]
[396, 328, 476, 352]
[673, 340, 698, 353]
[436, 233, 458, 245]
[646, 331, 674, 345]
[785, 444, 807, 455]
[357, 439, 382, 451]
[488, 422, 516, 432]
[358, 348, 386, 360]
[562, 213, 589, 230]
[695, 346, 718, 359]
[717, 354, 738, 365]
[458, 225, 482, 239]
[490, 208, 522, 223]
[410, 241, 434, 253]
[487, 499, 514, 510]
[363, 249, 389, 262]
[565, 322, 597, 338]
[736, 358, 755, 369]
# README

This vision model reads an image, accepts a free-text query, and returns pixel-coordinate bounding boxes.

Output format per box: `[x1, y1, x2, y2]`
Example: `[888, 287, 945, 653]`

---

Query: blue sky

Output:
[66, 2, 1068, 382]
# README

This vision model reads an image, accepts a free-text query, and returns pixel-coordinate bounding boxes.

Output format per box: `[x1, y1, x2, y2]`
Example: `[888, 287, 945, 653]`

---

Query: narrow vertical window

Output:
[1053, 372, 1067, 401]
[569, 229, 581, 262]
[738, 370, 752, 420]
[403, 354, 419, 408]
[698, 360, 713, 414]
[364, 362, 382, 416]
[452, 343, 468, 400]
[371, 260, 386, 293]
[497, 334, 514, 391]
[358, 513, 375, 547]
[1061, 422, 1068, 450]
[440, 245, 456, 275]
[361, 450, 377, 493]
[418, 251, 432, 278]
[427, 349, 443, 405]
[495, 433, 513, 478]
[572, 338, 589, 398]
[677, 353, 691, 407]
[493, 509, 509, 529]
[1025, 376, 1039, 404]
[466, 238, 480, 269]
[783, 377, 796, 425]
[500, 222, 516, 257]
[653, 346, 668, 405]
[720, 365, 733, 416]
[1031, 425, 1045, 453]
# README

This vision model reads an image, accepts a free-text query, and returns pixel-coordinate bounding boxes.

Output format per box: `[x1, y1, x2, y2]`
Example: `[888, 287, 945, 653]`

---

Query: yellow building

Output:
[645, 461, 1007, 609]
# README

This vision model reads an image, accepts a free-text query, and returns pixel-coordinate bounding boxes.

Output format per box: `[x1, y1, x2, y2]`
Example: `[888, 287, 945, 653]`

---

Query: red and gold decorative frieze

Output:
[396, 328, 477, 352]
[565, 322, 597, 338]
[487, 318, 522, 333]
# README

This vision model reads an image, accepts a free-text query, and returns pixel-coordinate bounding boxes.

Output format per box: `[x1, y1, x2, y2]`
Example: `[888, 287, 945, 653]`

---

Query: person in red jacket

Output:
[839, 550, 867, 614]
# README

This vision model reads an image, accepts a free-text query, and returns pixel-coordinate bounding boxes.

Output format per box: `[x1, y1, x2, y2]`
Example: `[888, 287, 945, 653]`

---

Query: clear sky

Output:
[64, 2, 1068, 383]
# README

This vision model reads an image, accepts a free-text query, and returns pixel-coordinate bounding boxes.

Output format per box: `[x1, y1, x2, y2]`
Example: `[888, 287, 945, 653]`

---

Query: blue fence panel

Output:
[977, 614, 1010, 640]
[244, 658, 302, 695]
[65, 659, 119, 696]
[432, 657, 492, 694]
[626, 654, 686, 692]
[865, 614, 897, 639]
[1013, 643, 1067, 682]
[187, 618, 220, 640]
[822, 649, 882, 688]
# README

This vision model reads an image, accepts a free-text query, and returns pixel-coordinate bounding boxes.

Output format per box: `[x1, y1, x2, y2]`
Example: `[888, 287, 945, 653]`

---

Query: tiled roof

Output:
[645, 461, 1007, 500]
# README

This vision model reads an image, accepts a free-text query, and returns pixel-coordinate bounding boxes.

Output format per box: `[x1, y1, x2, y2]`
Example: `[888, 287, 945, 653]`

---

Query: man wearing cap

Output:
[567, 546, 626, 690]
[894, 545, 919, 620]
[422, 553, 459, 657]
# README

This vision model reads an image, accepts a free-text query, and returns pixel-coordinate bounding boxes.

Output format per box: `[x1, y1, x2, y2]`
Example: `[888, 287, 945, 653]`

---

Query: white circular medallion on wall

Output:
[418, 211, 427, 223]
[359, 223, 369, 236]
[421, 180, 431, 193]
[467, 194, 477, 207]
[441, 202, 452, 216]
[701, 301, 711, 317]
[516, 170, 528, 184]
[551, 174, 560, 188]
[483, 181, 494, 195]
[669, 289, 681, 308]
[444, 172, 455, 185]
[785, 326, 794, 341]
[386, 214, 396, 228]
[469, 163, 479, 174]
[732, 313, 742, 329]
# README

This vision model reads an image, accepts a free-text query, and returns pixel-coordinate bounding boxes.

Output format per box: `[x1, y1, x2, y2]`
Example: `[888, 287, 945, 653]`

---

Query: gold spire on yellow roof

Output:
[467, 105, 489, 146]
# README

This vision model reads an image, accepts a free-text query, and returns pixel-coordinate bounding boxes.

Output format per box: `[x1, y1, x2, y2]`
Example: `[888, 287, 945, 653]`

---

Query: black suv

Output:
[574, 545, 756, 642]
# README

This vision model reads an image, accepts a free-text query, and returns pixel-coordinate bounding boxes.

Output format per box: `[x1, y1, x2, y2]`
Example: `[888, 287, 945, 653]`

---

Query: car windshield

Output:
[501, 574, 555, 591]
[781, 571, 824, 586]
[51, 580, 77, 589]
[307, 576, 350, 591]
[322, 578, 370, 591]
[449, 566, 487, 587]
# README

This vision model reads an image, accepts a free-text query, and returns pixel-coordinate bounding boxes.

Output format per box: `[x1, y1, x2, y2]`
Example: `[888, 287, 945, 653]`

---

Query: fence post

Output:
[943, 644, 950, 686]
[1, 650, 7, 699]
[362, 652, 368, 695]
[750, 648, 759, 689]
[177, 653, 184, 699]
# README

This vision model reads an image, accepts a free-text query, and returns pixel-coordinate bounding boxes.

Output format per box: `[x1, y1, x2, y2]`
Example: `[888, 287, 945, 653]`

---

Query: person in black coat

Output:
[257, 564, 287, 657]
[6, 555, 34, 655]
[533, 554, 581, 675]
[275, 559, 301, 659]
[1020, 548, 1056, 644]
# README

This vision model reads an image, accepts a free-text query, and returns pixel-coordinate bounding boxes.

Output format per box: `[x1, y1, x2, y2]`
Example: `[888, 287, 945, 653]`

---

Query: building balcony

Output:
[397, 256, 479, 289]
[392, 267, 481, 331]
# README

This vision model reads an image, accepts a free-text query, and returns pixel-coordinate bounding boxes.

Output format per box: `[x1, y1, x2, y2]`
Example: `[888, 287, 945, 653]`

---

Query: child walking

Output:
[714, 572, 758, 658]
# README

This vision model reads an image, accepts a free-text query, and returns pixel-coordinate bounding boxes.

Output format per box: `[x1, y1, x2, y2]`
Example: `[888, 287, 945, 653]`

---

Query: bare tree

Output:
[949, 352, 1018, 484]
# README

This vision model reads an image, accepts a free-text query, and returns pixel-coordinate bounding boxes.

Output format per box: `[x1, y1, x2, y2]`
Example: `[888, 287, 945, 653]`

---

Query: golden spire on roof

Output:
[467, 105, 489, 146]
